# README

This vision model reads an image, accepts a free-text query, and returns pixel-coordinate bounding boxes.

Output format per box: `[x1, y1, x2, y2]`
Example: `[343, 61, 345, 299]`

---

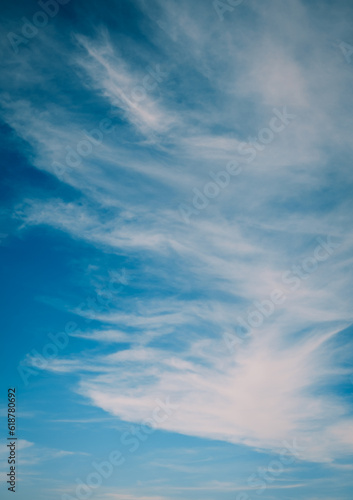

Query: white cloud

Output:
[2, 0, 353, 469]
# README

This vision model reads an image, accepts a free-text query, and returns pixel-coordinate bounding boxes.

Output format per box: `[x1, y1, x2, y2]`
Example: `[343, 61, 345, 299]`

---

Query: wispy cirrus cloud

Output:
[1, 0, 353, 491]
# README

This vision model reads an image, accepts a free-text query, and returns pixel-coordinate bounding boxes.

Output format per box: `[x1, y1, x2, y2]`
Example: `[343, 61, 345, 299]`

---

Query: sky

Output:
[1, 0, 353, 499]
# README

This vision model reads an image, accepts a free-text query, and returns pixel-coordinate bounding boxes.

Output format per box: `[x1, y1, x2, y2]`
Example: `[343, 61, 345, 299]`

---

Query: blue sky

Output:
[1, 0, 353, 499]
